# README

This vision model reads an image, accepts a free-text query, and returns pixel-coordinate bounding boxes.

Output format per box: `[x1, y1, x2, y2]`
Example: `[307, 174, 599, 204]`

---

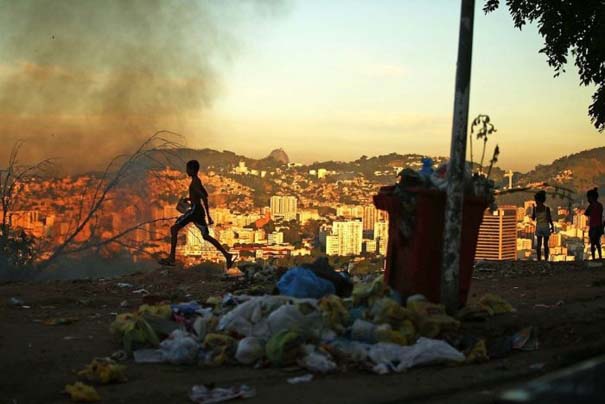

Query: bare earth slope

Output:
[2, 261, 605, 404]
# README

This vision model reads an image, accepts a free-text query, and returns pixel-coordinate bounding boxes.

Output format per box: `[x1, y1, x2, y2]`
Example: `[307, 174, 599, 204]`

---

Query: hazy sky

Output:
[1, 0, 601, 172]
[199, 0, 601, 171]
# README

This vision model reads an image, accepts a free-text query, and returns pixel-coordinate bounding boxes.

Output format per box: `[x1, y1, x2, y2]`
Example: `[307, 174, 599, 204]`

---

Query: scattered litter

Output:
[8, 297, 24, 306]
[533, 300, 564, 309]
[43, 317, 79, 326]
[117, 282, 134, 288]
[529, 362, 545, 370]
[133, 349, 164, 364]
[132, 288, 150, 295]
[189, 384, 256, 403]
[64, 382, 100, 402]
[287, 374, 314, 384]
[110, 350, 128, 361]
[78, 357, 127, 384]
[120, 300, 129, 308]
[513, 327, 539, 351]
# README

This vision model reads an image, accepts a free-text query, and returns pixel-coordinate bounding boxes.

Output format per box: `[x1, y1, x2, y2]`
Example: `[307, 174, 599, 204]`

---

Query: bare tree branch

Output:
[39, 130, 183, 268]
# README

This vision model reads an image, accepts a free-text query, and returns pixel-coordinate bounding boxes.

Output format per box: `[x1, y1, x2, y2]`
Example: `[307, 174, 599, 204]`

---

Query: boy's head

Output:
[587, 187, 599, 201]
[534, 190, 546, 204]
[186, 160, 200, 177]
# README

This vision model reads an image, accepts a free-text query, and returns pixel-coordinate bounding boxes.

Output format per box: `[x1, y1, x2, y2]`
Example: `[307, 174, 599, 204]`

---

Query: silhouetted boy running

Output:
[585, 187, 604, 260]
[159, 160, 234, 268]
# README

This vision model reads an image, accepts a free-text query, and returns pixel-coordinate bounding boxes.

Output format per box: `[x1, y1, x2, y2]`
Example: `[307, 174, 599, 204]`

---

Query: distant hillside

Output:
[134, 146, 605, 206]
[518, 147, 605, 199]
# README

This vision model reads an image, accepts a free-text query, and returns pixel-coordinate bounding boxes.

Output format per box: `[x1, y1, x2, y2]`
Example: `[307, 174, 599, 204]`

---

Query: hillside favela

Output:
[9, 147, 605, 268]
[3, 1, 605, 404]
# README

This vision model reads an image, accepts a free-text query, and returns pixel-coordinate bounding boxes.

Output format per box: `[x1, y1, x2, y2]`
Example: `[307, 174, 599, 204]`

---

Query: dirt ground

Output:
[2, 261, 605, 404]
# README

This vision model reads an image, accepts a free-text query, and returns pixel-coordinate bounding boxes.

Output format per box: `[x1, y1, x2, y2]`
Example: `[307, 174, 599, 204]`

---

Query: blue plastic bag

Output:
[277, 267, 335, 299]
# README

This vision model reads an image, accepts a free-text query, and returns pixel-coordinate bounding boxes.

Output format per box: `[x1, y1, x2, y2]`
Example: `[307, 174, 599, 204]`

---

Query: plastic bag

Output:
[368, 337, 464, 373]
[352, 274, 385, 306]
[479, 293, 515, 314]
[202, 333, 236, 366]
[318, 295, 349, 334]
[407, 300, 460, 338]
[267, 303, 322, 337]
[265, 330, 303, 366]
[64, 382, 101, 402]
[137, 304, 172, 320]
[109, 313, 160, 354]
[235, 337, 265, 365]
[298, 346, 337, 374]
[77, 357, 127, 384]
[368, 297, 413, 328]
[277, 267, 335, 299]
[218, 296, 289, 339]
[160, 329, 200, 365]
[351, 319, 377, 343]
[190, 384, 256, 403]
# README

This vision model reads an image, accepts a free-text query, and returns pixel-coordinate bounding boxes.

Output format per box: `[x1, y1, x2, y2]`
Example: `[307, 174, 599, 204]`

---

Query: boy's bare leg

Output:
[202, 234, 234, 268]
[536, 237, 542, 261]
[167, 223, 183, 262]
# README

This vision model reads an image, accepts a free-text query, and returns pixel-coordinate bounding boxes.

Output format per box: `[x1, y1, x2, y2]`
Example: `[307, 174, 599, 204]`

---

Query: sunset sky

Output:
[0, 0, 601, 172]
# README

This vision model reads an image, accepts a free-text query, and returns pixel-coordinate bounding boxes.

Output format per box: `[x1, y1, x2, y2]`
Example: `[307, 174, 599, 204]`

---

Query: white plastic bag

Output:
[368, 337, 464, 373]
[235, 337, 264, 365]
[298, 345, 337, 374]
[160, 329, 200, 365]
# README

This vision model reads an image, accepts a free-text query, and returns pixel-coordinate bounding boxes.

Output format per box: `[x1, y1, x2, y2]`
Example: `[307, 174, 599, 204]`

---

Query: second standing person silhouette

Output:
[531, 190, 554, 261]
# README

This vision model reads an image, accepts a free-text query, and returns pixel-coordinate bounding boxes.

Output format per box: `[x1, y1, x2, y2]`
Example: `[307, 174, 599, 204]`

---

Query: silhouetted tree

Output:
[484, 0, 605, 131]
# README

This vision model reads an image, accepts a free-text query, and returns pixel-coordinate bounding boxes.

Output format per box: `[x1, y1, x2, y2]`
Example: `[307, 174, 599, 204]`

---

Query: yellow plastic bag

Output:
[77, 358, 127, 384]
[368, 297, 413, 328]
[407, 300, 460, 338]
[109, 313, 160, 354]
[375, 324, 409, 346]
[203, 333, 236, 366]
[465, 339, 489, 364]
[479, 293, 514, 315]
[352, 275, 385, 306]
[319, 295, 349, 333]
[64, 382, 100, 402]
[138, 304, 172, 319]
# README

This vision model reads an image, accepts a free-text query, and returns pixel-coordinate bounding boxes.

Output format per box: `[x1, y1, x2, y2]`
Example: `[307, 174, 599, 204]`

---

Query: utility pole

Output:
[441, 0, 475, 313]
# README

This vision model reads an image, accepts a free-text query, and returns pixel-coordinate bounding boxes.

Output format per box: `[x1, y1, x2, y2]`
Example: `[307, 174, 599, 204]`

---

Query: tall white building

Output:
[270, 195, 298, 221]
[326, 220, 363, 256]
[373, 220, 389, 255]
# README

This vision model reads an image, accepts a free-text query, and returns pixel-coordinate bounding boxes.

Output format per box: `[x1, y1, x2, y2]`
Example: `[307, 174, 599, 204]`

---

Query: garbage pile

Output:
[383, 158, 496, 240]
[108, 266, 519, 377]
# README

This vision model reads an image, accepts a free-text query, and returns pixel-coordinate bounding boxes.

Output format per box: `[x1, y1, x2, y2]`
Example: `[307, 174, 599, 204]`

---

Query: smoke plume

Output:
[0, 0, 285, 173]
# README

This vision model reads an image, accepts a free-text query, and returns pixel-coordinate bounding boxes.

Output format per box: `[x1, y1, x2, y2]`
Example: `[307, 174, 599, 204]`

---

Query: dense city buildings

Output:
[5, 155, 603, 267]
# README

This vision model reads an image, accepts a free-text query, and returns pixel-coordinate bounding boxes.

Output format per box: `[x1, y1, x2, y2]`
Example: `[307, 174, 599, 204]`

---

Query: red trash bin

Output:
[373, 186, 487, 307]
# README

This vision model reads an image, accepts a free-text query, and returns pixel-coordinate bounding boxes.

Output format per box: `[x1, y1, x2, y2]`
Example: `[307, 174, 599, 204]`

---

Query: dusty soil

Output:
[2, 261, 605, 404]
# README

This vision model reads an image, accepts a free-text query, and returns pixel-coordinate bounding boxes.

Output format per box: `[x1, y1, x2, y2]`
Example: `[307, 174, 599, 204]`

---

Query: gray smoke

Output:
[0, 0, 286, 173]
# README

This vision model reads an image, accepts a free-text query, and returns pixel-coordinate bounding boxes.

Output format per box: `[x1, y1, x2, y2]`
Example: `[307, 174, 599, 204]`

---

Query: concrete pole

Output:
[441, 0, 475, 313]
